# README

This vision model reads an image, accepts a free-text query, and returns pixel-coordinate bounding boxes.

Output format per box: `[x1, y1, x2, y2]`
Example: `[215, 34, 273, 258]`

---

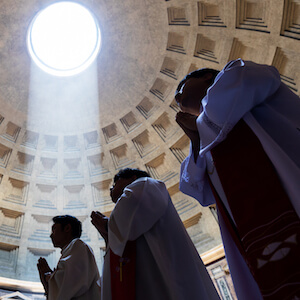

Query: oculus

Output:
[27, 2, 101, 76]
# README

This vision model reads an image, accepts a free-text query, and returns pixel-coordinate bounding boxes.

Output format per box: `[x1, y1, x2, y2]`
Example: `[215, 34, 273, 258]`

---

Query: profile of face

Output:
[175, 74, 212, 116]
[50, 223, 70, 248]
[110, 176, 137, 203]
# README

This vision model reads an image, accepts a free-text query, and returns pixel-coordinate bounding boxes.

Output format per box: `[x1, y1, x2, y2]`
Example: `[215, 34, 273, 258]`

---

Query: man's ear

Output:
[128, 175, 138, 185]
[64, 223, 72, 233]
[203, 73, 213, 82]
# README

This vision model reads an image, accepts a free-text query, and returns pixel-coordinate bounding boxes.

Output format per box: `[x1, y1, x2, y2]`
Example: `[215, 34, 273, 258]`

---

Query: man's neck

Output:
[60, 237, 75, 251]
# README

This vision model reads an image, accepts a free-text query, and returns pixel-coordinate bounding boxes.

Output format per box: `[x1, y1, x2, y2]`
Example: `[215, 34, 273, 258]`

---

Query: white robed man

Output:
[91, 168, 220, 300]
[37, 215, 101, 300]
[175, 58, 300, 300]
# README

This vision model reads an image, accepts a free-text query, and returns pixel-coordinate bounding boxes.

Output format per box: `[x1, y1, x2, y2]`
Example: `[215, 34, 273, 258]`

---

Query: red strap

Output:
[110, 241, 136, 300]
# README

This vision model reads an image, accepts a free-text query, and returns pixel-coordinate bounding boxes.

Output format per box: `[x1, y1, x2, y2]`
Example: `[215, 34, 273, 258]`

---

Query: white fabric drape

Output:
[179, 59, 300, 300]
[48, 238, 101, 300]
[102, 177, 220, 300]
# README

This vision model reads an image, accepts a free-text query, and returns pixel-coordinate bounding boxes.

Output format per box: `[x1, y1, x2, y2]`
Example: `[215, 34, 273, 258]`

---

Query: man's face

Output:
[175, 76, 211, 116]
[110, 176, 136, 203]
[50, 223, 68, 248]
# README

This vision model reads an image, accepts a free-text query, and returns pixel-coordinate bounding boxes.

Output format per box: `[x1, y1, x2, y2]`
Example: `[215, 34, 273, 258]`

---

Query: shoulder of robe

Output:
[223, 58, 245, 71]
[123, 177, 168, 201]
[71, 239, 92, 254]
[128, 177, 167, 192]
[214, 59, 280, 92]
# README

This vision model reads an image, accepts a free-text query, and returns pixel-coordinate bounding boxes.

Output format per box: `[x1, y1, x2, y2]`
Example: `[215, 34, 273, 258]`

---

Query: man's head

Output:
[50, 215, 82, 248]
[175, 68, 219, 115]
[110, 168, 150, 203]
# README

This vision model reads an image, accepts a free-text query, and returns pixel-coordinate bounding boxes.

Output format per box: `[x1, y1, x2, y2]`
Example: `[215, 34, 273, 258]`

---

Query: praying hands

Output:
[91, 211, 109, 244]
[176, 111, 200, 161]
[37, 257, 52, 296]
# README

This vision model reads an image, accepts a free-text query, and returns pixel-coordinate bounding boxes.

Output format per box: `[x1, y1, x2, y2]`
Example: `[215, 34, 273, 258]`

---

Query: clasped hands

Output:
[176, 112, 200, 161]
[37, 257, 52, 295]
[91, 211, 109, 244]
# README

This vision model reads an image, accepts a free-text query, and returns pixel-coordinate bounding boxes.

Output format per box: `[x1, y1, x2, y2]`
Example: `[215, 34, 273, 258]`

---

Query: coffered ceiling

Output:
[0, 0, 299, 285]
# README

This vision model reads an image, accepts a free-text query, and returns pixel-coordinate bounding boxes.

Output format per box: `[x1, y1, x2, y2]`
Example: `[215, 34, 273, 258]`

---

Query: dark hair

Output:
[114, 168, 150, 183]
[52, 215, 82, 238]
[176, 68, 220, 93]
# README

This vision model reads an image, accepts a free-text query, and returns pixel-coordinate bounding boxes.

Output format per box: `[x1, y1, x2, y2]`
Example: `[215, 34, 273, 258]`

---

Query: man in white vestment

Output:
[91, 168, 220, 300]
[37, 215, 101, 300]
[175, 58, 300, 299]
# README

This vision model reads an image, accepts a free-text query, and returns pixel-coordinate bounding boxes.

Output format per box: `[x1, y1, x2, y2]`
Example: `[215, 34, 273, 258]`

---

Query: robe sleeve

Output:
[198, 59, 282, 155]
[48, 240, 99, 300]
[108, 178, 169, 256]
[180, 59, 282, 205]
[179, 145, 215, 206]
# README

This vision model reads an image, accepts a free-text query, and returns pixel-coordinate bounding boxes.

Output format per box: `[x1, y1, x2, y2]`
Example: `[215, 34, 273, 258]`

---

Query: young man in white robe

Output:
[37, 215, 101, 300]
[175, 58, 300, 300]
[91, 168, 220, 300]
